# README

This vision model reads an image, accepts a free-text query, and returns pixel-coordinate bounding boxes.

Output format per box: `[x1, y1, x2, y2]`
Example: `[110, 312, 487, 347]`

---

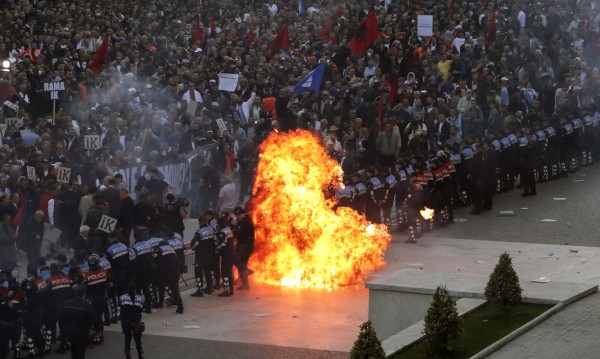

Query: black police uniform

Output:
[154, 241, 183, 313]
[118, 291, 145, 359]
[45, 268, 72, 353]
[190, 224, 215, 296]
[215, 221, 235, 297]
[132, 240, 154, 312]
[232, 213, 255, 290]
[58, 285, 102, 359]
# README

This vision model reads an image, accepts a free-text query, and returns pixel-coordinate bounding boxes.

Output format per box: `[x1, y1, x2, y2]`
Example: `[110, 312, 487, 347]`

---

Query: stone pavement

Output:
[488, 292, 600, 359]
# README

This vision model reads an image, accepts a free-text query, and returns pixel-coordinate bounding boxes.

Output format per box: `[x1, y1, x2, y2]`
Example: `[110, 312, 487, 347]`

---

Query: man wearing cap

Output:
[45, 263, 71, 354]
[21, 263, 48, 358]
[59, 283, 102, 359]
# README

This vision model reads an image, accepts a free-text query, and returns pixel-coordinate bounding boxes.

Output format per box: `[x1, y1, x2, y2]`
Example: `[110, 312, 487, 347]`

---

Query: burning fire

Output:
[248, 130, 392, 289]
[420, 207, 435, 220]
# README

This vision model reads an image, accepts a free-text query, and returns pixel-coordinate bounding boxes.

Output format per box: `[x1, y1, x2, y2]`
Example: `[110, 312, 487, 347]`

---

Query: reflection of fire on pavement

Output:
[248, 130, 392, 289]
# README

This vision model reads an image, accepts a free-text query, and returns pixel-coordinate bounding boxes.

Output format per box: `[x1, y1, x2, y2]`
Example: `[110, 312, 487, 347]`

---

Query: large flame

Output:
[248, 129, 392, 289]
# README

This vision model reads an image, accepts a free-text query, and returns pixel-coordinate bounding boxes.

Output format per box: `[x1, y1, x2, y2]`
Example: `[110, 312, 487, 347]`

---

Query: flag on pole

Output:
[192, 18, 203, 46]
[335, 5, 343, 17]
[90, 34, 109, 74]
[292, 64, 326, 95]
[298, 0, 306, 16]
[270, 24, 289, 56]
[211, 16, 216, 37]
[317, 16, 333, 41]
[347, 12, 380, 57]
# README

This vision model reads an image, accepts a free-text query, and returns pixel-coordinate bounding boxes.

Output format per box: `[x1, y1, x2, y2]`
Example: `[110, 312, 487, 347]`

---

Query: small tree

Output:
[423, 285, 463, 356]
[485, 252, 523, 316]
[350, 320, 385, 359]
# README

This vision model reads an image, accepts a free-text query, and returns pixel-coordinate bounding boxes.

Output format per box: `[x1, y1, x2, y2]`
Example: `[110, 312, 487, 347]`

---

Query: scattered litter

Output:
[569, 249, 579, 253]
[541, 219, 558, 222]
[476, 260, 485, 265]
[499, 210, 515, 216]
[521, 207, 529, 210]
[573, 179, 585, 183]
[253, 313, 272, 317]
[183, 325, 201, 329]
[531, 277, 550, 283]
[292, 315, 299, 318]
[162, 323, 172, 327]
[542, 252, 556, 258]
[407, 263, 424, 268]
[553, 198, 567, 201]
[566, 223, 573, 228]
[454, 218, 468, 223]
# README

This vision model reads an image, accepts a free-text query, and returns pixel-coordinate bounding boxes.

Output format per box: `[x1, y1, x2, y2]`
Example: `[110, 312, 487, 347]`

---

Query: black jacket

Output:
[59, 296, 102, 338]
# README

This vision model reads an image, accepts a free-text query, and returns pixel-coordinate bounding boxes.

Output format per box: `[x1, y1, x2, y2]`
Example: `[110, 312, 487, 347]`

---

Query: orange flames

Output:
[248, 130, 392, 289]
[420, 207, 435, 220]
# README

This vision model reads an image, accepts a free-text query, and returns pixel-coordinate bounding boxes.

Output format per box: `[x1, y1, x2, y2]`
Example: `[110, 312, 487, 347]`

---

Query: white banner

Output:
[218, 73, 239, 92]
[417, 15, 433, 37]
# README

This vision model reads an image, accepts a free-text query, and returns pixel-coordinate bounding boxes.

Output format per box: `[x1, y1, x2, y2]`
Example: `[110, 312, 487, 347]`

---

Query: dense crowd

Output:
[1, 0, 600, 357]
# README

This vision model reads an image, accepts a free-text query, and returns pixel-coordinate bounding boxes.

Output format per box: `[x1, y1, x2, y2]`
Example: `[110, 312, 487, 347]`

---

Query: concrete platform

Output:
[99, 236, 600, 353]
[367, 269, 597, 340]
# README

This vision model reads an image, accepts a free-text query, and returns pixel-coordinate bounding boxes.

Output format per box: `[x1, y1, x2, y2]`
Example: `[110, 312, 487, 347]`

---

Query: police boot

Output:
[533, 168, 539, 183]
[190, 286, 204, 297]
[110, 299, 119, 324]
[405, 226, 416, 243]
[43, 329, 52, 354]
[218, 278, 233, 297]
[439, 210, 447, 227]
[581, 151, 588, 167]
[24, 337, 35, 358]
[13, 344, 21, 359]
[415, 218, 422, 238]
[588, 152, 592, 165]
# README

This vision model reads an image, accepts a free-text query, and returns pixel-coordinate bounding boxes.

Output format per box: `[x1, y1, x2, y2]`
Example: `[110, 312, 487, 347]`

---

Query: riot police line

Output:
[0, 203, 254, 359]
[335, 111, 600, 243]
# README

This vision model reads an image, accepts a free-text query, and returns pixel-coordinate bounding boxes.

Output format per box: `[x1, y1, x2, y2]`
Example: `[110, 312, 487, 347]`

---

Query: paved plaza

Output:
[38, 164, 600, 358]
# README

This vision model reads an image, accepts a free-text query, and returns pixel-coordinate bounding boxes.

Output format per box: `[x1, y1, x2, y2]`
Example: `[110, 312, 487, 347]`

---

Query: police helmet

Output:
[88, 254, 100, 266]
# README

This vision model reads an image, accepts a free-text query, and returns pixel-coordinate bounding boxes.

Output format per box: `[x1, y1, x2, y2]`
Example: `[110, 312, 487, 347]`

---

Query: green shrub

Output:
[350, 320, 386, 359]
[423, 285, 463, 356]
[484, 252, 523, 317]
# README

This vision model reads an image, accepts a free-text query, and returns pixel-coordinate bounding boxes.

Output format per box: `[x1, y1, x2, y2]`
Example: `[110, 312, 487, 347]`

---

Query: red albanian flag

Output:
[347, 12, 380, 57]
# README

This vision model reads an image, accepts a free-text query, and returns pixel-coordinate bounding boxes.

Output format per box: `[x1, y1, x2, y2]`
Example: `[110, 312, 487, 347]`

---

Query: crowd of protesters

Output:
[1, 0, 600, 357]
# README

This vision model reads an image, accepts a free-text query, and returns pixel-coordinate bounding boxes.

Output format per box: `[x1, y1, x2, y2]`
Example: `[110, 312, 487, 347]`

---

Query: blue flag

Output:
[293, 64, 326, 95]
[298, 0, 306, 16]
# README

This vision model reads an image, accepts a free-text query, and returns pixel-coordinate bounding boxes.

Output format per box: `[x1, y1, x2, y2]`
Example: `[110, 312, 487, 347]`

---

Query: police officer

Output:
[58, 283, 102, 359]
[119, 283, 145, 359]
[132, 228, 153, 313]
[204, 210, 221, 290]
[106, 231, 130, 322]
[520, 130, 539, 197]
[190, 216, 215, 297]
[154, 240, 184, 313]
[232, 206, 255, 290]
[165, 229, 185, 275]
[215, 214, 235, 297]
[349, 173, 367, 215]
[21, 264, 47, 358]
[406, 164, 428, 242]
[364, 168, 386, 224]
[45, 263, 72, 354]
[85, 254, 109, 343]
[56, 253, 70, 276]
[468, 144, 486, 215]
[394, 159, 410, 232]
[37, 257, 51, 280]
[0, 276, 25, 359]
